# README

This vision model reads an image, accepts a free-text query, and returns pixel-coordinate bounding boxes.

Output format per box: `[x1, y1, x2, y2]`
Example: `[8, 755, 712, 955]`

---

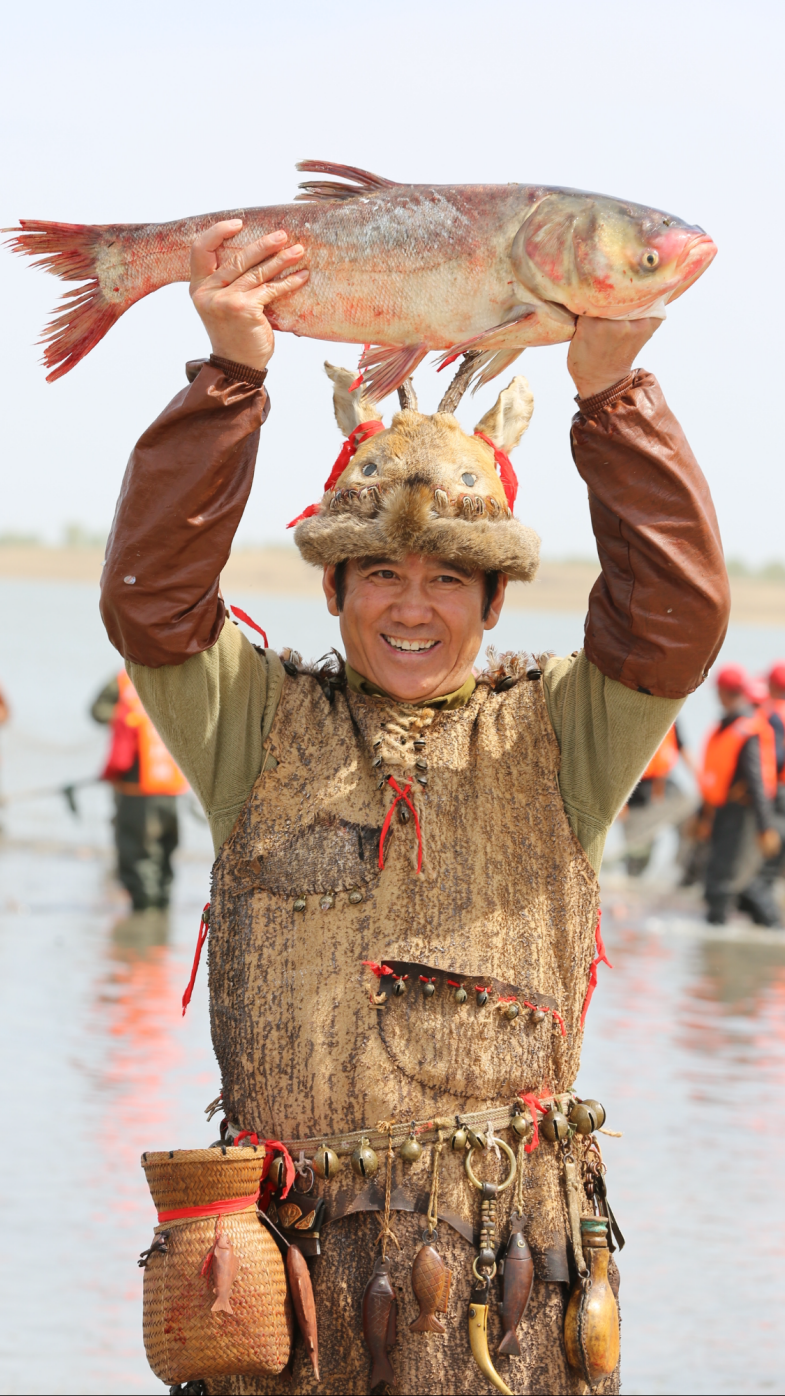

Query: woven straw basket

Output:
[141, 1148, 290, 1385]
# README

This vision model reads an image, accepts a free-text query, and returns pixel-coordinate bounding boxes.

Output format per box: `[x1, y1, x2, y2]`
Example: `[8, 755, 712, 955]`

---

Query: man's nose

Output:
[388, 586, 433, 626]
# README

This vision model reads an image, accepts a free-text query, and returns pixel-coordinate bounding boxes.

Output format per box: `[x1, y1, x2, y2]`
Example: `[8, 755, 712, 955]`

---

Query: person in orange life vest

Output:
[622, 721, 696, 876]
[91, 671, 188, 911]
[734, 663, 785, 924]
[699, 664, 781, 926]
[764, 663, 785, 803]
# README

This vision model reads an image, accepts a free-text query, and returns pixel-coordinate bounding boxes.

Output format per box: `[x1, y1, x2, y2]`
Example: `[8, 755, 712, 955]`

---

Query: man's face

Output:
[323, 554, 507, 702]
[718, 685, 746, 714]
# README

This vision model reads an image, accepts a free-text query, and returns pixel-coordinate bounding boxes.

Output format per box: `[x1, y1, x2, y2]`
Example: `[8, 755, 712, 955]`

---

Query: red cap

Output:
[715, 663, 749, 696]
[768, 662, 785, 690]
[747, 677, 768, 706]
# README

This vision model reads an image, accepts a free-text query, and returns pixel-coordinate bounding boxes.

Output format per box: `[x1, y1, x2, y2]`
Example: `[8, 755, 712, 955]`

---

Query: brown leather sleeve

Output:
[100, 363, 269, 667]
[571, 369, 730, 699]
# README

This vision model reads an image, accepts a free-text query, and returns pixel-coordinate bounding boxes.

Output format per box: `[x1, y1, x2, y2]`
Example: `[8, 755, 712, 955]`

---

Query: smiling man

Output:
[101, 223, 729, 1396]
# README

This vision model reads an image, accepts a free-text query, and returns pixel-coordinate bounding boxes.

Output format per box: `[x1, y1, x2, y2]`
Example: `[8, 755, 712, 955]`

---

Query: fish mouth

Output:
[675, 231, 717, 272]
[382, 635, 440, 654]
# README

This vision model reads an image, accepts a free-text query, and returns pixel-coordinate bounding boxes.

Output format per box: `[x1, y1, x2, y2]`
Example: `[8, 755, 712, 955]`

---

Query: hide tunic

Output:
[205, 668, 606, 1394]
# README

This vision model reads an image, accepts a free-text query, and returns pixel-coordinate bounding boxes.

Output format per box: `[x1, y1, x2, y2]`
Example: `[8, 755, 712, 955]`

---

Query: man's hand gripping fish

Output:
[6, 160, 716, 398]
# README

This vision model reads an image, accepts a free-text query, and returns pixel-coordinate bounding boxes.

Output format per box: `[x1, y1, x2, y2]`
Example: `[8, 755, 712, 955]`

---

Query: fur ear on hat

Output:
[474, 376, 534, 455]
[325, 362, 383, 436]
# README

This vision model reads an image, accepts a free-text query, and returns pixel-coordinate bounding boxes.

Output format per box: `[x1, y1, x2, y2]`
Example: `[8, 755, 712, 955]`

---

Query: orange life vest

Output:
[700, 711, 777, 806]
[642, 724, 680, 780]
[101, 671, 188, 796]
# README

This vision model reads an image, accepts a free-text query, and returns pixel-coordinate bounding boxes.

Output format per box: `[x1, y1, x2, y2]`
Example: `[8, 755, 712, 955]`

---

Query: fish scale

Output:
[5, 160, 716, 396]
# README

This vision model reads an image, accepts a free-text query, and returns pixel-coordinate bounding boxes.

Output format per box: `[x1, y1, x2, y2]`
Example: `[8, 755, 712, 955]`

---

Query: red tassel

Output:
[229, 605, 268, 648]
[362, 960, 395, 977]
[286, 420, 386, 529]
[474, 430, 519, 511]
[182, 904, 210, 1016]
[579, 908, 612, 1029]
[516, 1094, 547, 1150]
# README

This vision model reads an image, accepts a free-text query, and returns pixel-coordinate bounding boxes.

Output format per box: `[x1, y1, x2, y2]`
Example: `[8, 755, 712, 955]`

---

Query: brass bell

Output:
[475, 988, 489, 1007]
[578, 1098, 606, 1129]
[351, 1137, 379, 1178]
[268, 1156, 285, 1188]
[570, 1102, 601, 1135]
[466, 1127, 486, 1150]
[319, 893, 335, 911]
[393, 976, 407, 996]
[540, 1109, 570, 1142]
[511, 1111, 532, 1139]
[312, 1146, 341, 1180]
[531, 1007, 547, 1023]
[451, 1126, 468, 1151]
[505, 1002, 520, 1020]
[293, 897, 306, 913]
[348, 888, 364, 905]
[454, 986, 468, 1004]
[399, 1127, 422, 1163]
[422, 980, 435, 998]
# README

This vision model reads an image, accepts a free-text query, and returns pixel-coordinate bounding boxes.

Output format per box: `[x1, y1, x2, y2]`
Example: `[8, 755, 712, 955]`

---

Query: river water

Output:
[1, 578, 784, 1395]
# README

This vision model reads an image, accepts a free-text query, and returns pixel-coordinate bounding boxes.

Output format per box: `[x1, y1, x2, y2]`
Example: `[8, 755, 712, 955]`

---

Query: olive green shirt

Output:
[129, 620, 682, 873]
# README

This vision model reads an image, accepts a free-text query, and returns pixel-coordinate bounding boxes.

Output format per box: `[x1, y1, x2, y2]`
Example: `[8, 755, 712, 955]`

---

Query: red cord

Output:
[579, 907, 613, 1029]
[474, 430, 519, 511]
[519, 1092, 550, 1154]
[379, 775, 423, 873]
[182, 904, 210, 1016]
[229, 605, 268, 648]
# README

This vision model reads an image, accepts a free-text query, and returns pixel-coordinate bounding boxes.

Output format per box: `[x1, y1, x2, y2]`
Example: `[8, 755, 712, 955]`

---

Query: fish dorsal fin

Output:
[295, 160, 400, 202]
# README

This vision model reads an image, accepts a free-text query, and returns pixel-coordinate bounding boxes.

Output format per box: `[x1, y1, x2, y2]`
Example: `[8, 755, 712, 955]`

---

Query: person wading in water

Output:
[100, 223, 729, 1394]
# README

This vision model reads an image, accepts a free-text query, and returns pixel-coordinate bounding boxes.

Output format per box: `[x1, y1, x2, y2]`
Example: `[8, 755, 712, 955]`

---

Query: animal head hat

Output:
[292, 356, 540, 582]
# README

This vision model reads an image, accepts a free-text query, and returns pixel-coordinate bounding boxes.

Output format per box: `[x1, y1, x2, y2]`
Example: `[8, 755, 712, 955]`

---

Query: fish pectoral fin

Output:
[358, 343, 429, 403]
[296, 160, 400, 202]
[436, 307, 540, 370]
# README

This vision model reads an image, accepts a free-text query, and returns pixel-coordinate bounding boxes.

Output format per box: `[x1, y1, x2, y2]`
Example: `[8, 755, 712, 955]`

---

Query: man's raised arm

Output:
[100, 221, 309, 666]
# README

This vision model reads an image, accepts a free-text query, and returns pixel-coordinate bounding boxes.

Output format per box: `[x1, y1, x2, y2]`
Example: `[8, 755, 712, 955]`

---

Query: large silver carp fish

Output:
[6, 160, 716, 397]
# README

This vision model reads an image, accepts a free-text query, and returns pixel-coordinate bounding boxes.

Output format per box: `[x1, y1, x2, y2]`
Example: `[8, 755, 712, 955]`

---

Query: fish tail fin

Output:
[211, 1296, 235, 1314]
[4, 218, 159, 380]
[369, 1355, 396, 1388]
[497, 1329, 522, 1357]
[409, 1312, 447, 1334]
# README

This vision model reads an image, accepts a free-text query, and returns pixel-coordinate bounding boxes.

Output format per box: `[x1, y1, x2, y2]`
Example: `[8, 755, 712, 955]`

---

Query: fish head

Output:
[511, 189, 716, 318]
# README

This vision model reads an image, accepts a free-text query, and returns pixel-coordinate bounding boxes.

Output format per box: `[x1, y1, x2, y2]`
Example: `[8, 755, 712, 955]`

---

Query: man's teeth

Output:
[384, 636, 438, 652]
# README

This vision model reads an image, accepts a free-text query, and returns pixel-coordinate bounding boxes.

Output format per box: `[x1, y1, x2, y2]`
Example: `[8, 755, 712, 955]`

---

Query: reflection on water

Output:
[2, 581, 785, 1395]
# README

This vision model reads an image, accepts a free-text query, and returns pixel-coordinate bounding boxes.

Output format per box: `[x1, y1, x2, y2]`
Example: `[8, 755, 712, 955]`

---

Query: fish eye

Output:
[461, 472, 477, 486]
[642, 250, 659, 271]
[361, 462, 378, 477]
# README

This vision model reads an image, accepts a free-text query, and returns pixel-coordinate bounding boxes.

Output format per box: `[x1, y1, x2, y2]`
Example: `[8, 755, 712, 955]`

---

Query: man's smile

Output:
[382, 635, 441, 654]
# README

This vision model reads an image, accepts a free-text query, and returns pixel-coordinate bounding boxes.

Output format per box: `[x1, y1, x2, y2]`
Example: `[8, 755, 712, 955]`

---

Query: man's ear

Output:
[325, 362, 383, 437]
[483, 574, 508, 632]
[474, 375, 534, 454]
[323, 563, 340, 617]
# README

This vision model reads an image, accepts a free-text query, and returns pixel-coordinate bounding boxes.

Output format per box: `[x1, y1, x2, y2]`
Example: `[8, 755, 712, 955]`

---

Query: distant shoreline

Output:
[1, 545, 784, 626]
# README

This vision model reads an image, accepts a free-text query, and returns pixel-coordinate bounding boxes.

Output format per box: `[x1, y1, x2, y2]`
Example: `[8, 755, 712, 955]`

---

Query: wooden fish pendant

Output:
[362, 1256, 397, 1390]
[208, 1231, 240, 1314]
[286, 1244, 320, 1382]
[409, 1242, 452, 1333]
[498, 1214, 534, 1356]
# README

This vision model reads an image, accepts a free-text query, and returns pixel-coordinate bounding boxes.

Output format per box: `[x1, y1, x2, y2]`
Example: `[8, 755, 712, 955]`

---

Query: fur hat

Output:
[292, 364, 540, 582]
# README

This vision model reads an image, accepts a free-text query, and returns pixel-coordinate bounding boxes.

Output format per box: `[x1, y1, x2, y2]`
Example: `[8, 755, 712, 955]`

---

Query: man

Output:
[735, 663, 785, 925]
[100, 223, 728, 1394]
[91, 670, 187, 911]
[699, 665, 780, 926]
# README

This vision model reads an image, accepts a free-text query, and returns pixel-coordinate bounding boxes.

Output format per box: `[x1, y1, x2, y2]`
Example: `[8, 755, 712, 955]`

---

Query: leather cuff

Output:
[575, 370, 639, 417]
[184, 356, 268, 388]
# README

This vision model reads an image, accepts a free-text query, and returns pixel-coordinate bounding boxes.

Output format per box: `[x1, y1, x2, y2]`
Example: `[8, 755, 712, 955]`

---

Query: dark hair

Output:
[333, 560, 500, 620]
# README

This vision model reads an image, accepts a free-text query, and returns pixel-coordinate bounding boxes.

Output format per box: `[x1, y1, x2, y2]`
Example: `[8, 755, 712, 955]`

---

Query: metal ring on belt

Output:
[464, 1136, 517, 1193]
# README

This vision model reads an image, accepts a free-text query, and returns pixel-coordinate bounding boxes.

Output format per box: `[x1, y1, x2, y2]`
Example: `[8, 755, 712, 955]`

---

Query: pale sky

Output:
[1, 0, 781, 564]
